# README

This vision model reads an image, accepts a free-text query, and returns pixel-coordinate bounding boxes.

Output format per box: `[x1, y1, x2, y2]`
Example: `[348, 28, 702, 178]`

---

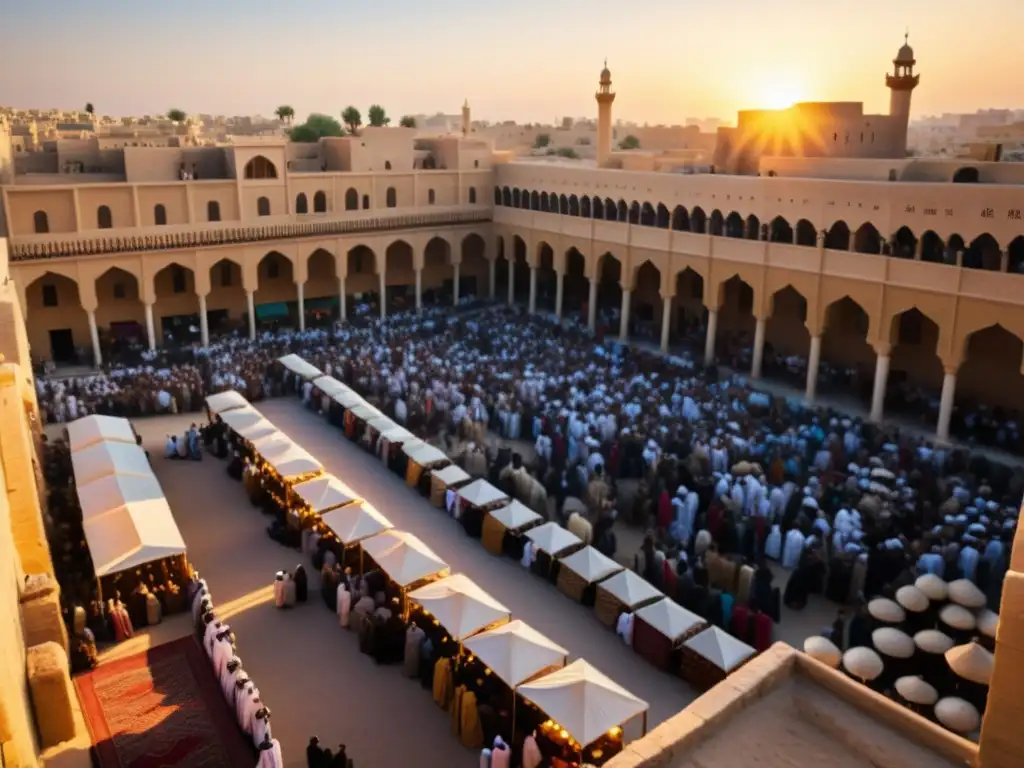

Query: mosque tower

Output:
[595, 61, 615, 166]
[461, 99, 471, 136]
[886, 32, 919, 154]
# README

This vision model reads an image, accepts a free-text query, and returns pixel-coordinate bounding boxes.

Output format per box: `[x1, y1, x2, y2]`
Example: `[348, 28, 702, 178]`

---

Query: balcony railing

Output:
[9, 206, 492, 262]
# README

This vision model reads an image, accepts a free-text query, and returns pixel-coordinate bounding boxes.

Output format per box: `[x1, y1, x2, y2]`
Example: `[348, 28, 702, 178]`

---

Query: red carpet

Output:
[75, 636, 254, 768]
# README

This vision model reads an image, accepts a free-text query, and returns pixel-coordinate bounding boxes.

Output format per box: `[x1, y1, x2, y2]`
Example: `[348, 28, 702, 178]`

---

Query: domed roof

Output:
[600, 59, 611, 82]
[896, 42, 915, 63]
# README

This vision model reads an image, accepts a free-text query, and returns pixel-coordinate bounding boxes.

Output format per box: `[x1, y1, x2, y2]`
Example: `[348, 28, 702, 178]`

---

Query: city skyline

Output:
[1, 0, 1022, 126]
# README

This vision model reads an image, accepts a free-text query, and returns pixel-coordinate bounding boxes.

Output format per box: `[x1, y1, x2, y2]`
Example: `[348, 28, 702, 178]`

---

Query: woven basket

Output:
[557, 568, 588, 603]
[679, 646, 728, 691]
[595, 587, 626, 629]
[481, 514, 506, 556]
[27, 642, 75, 748]
[22, 589, 69, 655]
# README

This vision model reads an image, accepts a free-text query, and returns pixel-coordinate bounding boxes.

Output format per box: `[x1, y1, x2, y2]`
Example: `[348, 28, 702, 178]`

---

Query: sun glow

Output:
[756, 80, 805, 110]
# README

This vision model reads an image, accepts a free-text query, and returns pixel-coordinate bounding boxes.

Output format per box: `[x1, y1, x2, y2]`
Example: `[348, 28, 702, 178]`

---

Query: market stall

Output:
[328, 388, 370, 428]
[205, 389, 249, 417]
[524, 522, 584, 582]
[277, 354, 323, 388]
[594, 570, 664, 629]
[320, 501, 394, 571]
[516, 659, 648, 767]
[78, 473, 165, 521]
[679, 625, 756, 689]
[310, 376, 352, 416]
[456, 479, 510, 539]
[556, 547, 623, 606]
[360, 529, 450, 601]
[430, 464, 472, 509]
[344, 403, 384, 442]
[408, 574, 511, 642]
[218, 405, 278, 444]
[290, 473, 362, 539]
[253, 434, 323, 483]
[631, 599, 706, 672]
[67, 414, 137, 452]
[403, 441, 450, 492]
[482, 500, 542, 558]
[72, 441, 153, 486]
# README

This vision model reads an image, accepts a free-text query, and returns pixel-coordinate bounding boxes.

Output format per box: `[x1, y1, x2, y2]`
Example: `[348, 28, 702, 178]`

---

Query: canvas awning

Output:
[84, 499, 186, 577]
[379, 425, 417, 444]
[488, 500, 542, 532]
[432, 464, 471, 488]
[205, 390, 249, 415]
[517, 659, 649, 748]
[599, 570, 664, 610]
[321, 501, 393, 546]
[349, 404, 384, 422]
[366, 416, 400, 436]
[277, 354, 323, 380]
[634, 598, 705, 642]
[457, 479, 509, 509]
[408, 573, 511, 641]
[291, 474, 361, 514]
[361, 530, 449, 588]
[77, 473, 166, 521]
[403, 442, 450, 467]
[558, 546, 623, 584]
[311, 376, 351, 399]
[526, 522, 582, 556]
[67, 415, 136, 452]
[72, 441, 152, 486]
[254, 435, 323, 479]
[462, 620, 568, 687]
[682, 626, 756, 672]
[331, 389, 367, 409]
[218, 406, 278, 442]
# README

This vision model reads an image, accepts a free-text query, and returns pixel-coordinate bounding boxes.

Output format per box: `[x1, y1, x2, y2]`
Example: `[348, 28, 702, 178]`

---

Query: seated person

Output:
[166, 435, 180, 459]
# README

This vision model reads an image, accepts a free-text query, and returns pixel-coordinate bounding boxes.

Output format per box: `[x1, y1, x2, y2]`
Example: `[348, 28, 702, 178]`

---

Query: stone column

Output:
[452, 263, 461, 307]
[488, 259, 496, 299]
[296, 282, 306, 332]
[619, 289, 632, 342]
[198, 293, 210, 347]
[246, 291, 257, 340]
[144, 302, 156, 351]
[870, 353, 890, 422]
[587, 280, 597, 331]
[87, 309, 102, 367]
[338, 276, 347, 321]
[379, 271, 387, 319]
[415, 268, 423, 312]
[507, 260, 515, 306]
[704, 309, 718, 363]
[936, 369, 957, 443]
[660, 296, 672, 353]
[528, 266, 537, 314]
[805, 335, 822, 403]
[555, 272, 564, 319]
[751, 317, 766, 378]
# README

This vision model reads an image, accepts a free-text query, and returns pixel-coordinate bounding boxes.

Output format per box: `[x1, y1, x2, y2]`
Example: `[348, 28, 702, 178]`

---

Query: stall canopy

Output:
[634, 599, 704, 643]
[78, 473, 165, 521]
[311, 376, 351, 399]
[253, 435, 323, 479]
[292, 474, 361, 514]
[409, 574, 511, 641]
[489, 501, 542, 531]
[361, 530, 449, 588]
[277, 354, 323, 381]
[403, 441, 450, 467]
[683, 626, 756, 672]
[433, 464, 471, 488]
[205, 390, 249, 415]
[349, 404, 384, 422]
[321, 501, 394, 546]
[218, 406, 278, 442]
[462, 620, 568, 688]
[72, 441, 153, 486]
[85, 500, 186, 577]
[67, 415, 136, 452]
[599, 570, 664, 610]
[517, 660, 649, 748]
[380, 425, 417, 445]
[332, 389, 368, 410]
[458, 479, 509, 509]
[558, 546, 623, 584]
[526, 522, 582, 556]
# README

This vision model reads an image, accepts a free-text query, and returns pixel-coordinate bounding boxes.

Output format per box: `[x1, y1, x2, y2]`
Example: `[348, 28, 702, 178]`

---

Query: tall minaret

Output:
[461, 99, 471, 136]
[595, 60, 615, 166]
[886, 32, 919, 155]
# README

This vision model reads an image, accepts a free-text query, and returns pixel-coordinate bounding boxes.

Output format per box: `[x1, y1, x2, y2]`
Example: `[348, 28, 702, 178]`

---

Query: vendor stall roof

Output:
[277, 354, 323, 380]
[311, 376, 351, 399]
[488, 500, 542, 531]
[253, 435, 323, 479]
[409, 573, 511, 642]
[361, 530, 449, 588]
[379, 425, 417, 444]
[683, 625, 756, 672]
[366, 416, 400, 435]
[331, 389, 367, 409]
[72, 441, 153, 486]
[321, 501, 393, 546]
[432, 464, 471, 487]
[205, 390, 249, 415]
[218, 406, 278, 442]
[349, 404, 384, 421]
[525, 522, 582, 556]
[67, 414, 136, 452]
[634, 598, 705, 642]
[78, 473, 165, 521]
[292, 474, 361, 514]
[462, 620, 568, 688]
[84, 496, 186, 577]
[457, 479, 509, 509]
[403, 441, 449, 466]
[598, 570, 664, 610]
[517, 659, 648, 749]
[558, 546, 623, 584]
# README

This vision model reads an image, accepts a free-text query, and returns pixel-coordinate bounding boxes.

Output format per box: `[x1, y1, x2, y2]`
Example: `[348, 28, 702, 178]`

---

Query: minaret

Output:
[595, 60, 615, 166]
[461, 99, 471, 137]
[886, 32, 919, 155]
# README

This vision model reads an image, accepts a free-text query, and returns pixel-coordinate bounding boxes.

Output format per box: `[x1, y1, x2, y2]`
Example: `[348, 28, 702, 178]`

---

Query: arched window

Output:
[313, 191, 327, 213]
[428, 189, 436, 205]
[345, 188, 358, 210]
[257, 197, 271, 216]
[469, 187, 477, 204]
[207, 201, 221, 222]
[154, 204, 167, 225]
[386, 187, 397, 208]
[384, 160, 392, 170]
[295, 193, 308, 214]
[33, 211, 48, 233]
[97, 205, 113, 229]
[243, 155, 277, 179]
[362, 194, 370, 210]
[172, 266, 187, 293]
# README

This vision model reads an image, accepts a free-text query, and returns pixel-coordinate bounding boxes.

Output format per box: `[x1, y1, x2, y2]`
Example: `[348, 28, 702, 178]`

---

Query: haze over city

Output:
[2, 0, 1022, 123]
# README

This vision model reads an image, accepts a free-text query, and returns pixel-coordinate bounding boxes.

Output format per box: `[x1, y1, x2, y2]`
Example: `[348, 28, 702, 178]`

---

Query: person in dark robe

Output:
[748, 562, 776, 619]
[321, 565, 338, 611]
[307, 737, 326, 768]
[332, 745, 348, 767]
[293, 565, 308, 603]
[830, 608, 846, 650]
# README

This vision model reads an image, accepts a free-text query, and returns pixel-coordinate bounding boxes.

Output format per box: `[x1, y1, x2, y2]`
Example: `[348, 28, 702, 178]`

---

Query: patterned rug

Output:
[75, 636, 254, 768]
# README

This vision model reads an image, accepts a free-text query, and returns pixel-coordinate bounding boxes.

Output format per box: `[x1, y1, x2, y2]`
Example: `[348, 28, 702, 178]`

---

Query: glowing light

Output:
[756, 79, 804, 110]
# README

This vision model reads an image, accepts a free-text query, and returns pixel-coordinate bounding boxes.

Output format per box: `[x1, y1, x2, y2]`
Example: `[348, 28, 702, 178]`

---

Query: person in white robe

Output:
[237, 682, 260, 733]
[782, 527, 806, 569]
[764, 524, 783, 560]
[251, 707, 272, 750]
[256, 735, 283, 768]
[273, 572, 286, 608]
[202, 614, 223, 659]
[337, 583, 352, 627]
[220, 657, 244, 706]
[212, 629, 234, 677]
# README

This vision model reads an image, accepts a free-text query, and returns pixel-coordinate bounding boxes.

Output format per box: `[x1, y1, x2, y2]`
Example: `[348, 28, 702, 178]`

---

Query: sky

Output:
[1, 0, 1022, 126]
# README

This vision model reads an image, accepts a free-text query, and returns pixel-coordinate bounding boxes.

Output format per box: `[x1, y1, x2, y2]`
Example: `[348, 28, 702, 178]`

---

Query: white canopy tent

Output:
[321, 501, 394, 546]
[366, 416, 401, 437]
[526, 522, 582, 556]
[218, 406, 278, 443]
[403, 441, 449, 467]
[253, 435, 323, 479]
[277, 354, 323, 380]
[67, 415, 136, 452]
[84, 501, 187, 577]
[462, 620, 568, 687]
[349, 404, 384, 422]
[78, 473, 166, 521]
[331, 389, 368, 410]
[682, 626, 756, 672]
[292, 474, 361, 514]
[311, 376, 351, 399]
[72, 441, 153, 486]
[432, 464, 471, 487]
[205, 390, 249, 415]
[458, 479, 509, 509]
[408, 573, 511, 641]
[361, 530, 449, 588]
[599, 570, 664, 610]
[489, 501, 542, 531]
[558, 546, 623, 584]
[517, 659, 649, 748]
[634, 599, 705, 642]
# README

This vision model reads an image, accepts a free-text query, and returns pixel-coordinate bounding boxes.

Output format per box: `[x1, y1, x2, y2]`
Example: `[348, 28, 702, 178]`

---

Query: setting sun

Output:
[757, 80, 805, 110]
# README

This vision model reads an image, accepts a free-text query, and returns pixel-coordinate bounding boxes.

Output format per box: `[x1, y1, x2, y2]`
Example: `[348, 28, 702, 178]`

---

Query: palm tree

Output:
[84, 103, 95, 116]
[341, 106, 362, 135]
[399, 115, 416, 129]
[275, 105, 295, 124]
[167, 108, 187, 123]
[367, 104, 390, 127]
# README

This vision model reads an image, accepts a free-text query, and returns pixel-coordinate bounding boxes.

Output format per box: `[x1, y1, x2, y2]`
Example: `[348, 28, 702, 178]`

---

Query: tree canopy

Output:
[167, 108, 186, 123]
[84, 103, 95, 115]
[289, 113, 345, 142]
[619, 134, 640, 150]
[341, 106, 362, 135]
[555, 147, 579, 159]
[275, 105, 295, 124]
[367, 105, 390, 127]
[534, 133, 551, 148]
[399, 115, 417, 128]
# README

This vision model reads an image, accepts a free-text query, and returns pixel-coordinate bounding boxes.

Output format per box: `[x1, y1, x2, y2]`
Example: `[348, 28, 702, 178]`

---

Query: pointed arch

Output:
[531, 190, 540, 210]
[628, 201, 640, 225]
[725, 212, 744, 238]
[244, 155, 278, 179]
[854, 222, 882, 254]
[502, 187, 512, 207]
[569, 195, 580, 216]
[592, 196, 604, 220]
[33, 210, 49, 233]
[615, 199, 627, 222]
[822, 296, 875, 378]
[581, 196, 592, 218]
[672, 206, 690, 232]
[964, 233, 1001, 271]
[494, 187, 502, 205]
[540, 192, 550, 212]
[708, 210, 724, 236]
[795, 219, 817, 247]
[153, 261, 195, 298]
[345, 188, 359, 211]
[312, 190, 327, 213]
[769, 216, 793, 243]
[921, 230, 945, 263]
[295, 192, 309, 215]
[892, 225, 917, 259]
[512, 188, 522, 208]
[1008, 236, 1024, 274]
[889, 307, 945, 396]
[640, 202, 656, 227]
[767, 285, 810, 358]
[825, 221, 850, 251]
[690, 206, 707, 234]
[957, 324, 1024, 413]
[655, 203, 670, 229]
[25, 271, 88, 363]
[559, 194, 569, 215]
